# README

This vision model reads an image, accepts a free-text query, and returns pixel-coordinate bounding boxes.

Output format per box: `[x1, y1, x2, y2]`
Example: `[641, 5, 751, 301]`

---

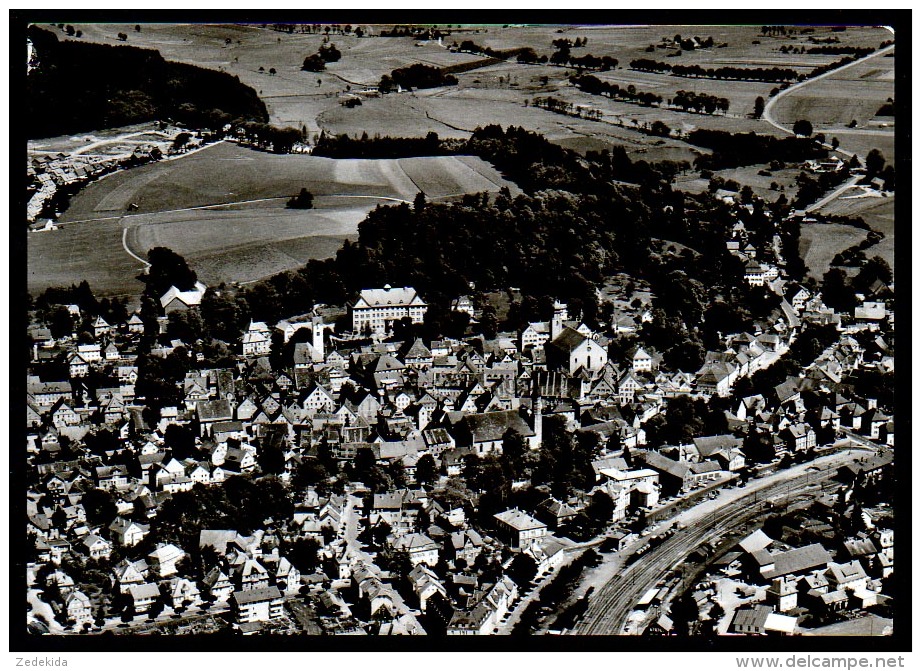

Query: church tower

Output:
[533, 396, 543, 450]
[311, 316, 325, 363]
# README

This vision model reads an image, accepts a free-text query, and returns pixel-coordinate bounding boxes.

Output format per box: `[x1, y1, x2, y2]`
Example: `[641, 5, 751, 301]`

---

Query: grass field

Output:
[821, 129, 894, 165]
[799, 222, 869, 279]
[57, 141, 515, 219]
[814, 191, 895, 269]
[29, 142, 516, 297]
[770, 49, 895, 131]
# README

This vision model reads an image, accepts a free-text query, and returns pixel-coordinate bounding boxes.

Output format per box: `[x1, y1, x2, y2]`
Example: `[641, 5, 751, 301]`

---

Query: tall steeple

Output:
[533, 396, 543, 449]
[311, 316, 325, 363]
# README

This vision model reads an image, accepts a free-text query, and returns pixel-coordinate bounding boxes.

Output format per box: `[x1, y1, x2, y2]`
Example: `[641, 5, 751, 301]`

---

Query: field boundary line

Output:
[59, 193, 414, 228]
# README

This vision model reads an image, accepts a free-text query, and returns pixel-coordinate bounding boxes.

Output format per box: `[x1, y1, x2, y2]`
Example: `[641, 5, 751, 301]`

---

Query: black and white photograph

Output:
[12, 9, 911, 657]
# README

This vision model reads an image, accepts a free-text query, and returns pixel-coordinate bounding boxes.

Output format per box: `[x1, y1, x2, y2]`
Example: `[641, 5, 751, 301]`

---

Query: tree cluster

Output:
[822, 255, 892, 312]
[287, 188, 314, 209]
[863, 149, 895, 190]
[784, 44, 874, 56]
[672, 89, 730, 115]
[516, 48, 548, 65]
[380, 25, 446, 40]
[151, 475, 293, 552]
[659, 34, 719, 51]
[549, 43, 617, 71]
[302, 43, 342, 72]
[569, 74, 663, 108]
[830, 230, 884, 268]
[531, 95, 604, 121]
[456, 40, 529, 61]
[237, 121, 305, 153]
[644, 395, 729, 446]
[805, 54, 874, 81]
[144, 246, 199, 297]
[33, 281, 129, 337]
[529, 416, 598, 498]
[552, 37, 588, 49]
[792, 165, 851, 208]
[379, 64, 458, 92]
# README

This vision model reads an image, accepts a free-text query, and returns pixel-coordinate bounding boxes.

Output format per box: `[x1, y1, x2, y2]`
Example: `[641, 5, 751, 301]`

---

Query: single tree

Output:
[415, 454, 438, 486]
[792, 119, 813, 137]
[865, 148, 886, 176]
[287, 188, 314, 209]
[507, 552, 539, 588]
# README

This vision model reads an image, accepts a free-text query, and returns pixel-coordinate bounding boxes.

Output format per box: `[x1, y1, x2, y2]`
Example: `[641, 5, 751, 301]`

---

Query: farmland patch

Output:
[31, 141, 517, 296]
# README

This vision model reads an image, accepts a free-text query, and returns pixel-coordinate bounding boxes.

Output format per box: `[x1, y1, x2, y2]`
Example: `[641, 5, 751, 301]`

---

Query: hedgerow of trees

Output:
[630, 58, 798, 83]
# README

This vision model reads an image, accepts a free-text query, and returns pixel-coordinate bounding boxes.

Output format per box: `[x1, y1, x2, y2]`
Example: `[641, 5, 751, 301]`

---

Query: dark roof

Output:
[774, 378, 800, 403]
[232, 586, 283, 604]
[762, 543, 832, 579]
[402, 338, 433, 359]
[732, 605, 772, 631]
[693, 435, 742, 457]
[641, 451, 690, 480]
[494, 508, 546, 532]
[197, 399, 233, 422]
[546, 327, 588, 355]
[461, 410, 534, 443]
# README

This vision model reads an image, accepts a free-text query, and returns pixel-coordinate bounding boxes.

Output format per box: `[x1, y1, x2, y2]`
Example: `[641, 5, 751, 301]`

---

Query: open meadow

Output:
[814, 190, 895, 267]
[798, 185, 895, 279]
[798, 222, 869, 279]
[60, 23, 483, 137]
[28, 142, 516, 297]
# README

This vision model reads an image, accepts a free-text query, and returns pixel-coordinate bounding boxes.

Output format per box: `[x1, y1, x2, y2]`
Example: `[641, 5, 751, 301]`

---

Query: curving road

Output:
[761, 44, 895, 140]
[761, 45, 895, 215]
[574, 449, 869, 635]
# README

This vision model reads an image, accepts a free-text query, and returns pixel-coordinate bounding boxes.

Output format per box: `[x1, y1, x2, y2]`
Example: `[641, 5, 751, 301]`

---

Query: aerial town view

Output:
[21, 17, 901, 646]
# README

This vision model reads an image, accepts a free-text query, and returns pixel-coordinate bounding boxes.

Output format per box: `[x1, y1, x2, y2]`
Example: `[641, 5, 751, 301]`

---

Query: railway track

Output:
[574, 457, 855, 635]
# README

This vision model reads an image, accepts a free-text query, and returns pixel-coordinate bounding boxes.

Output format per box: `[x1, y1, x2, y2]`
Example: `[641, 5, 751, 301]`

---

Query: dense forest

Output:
[26, 26, 268, 138]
